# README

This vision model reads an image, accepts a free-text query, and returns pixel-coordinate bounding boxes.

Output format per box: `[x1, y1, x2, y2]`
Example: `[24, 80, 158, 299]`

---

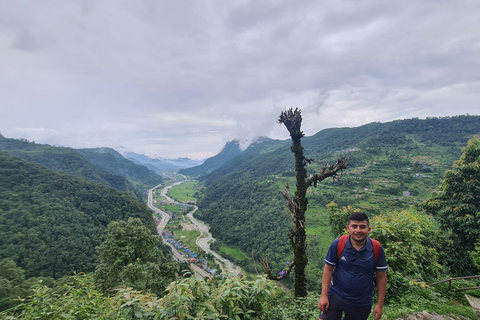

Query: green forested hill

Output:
[0, 151, 157, 279]
[76, 147, 163, 190]
[0, 135, 161, 200]
[194, 115, 480, 285]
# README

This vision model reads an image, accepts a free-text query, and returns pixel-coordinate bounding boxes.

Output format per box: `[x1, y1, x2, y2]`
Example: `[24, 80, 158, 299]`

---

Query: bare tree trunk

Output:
[262, 108, 348, 298]
[289, 109, 309, 297]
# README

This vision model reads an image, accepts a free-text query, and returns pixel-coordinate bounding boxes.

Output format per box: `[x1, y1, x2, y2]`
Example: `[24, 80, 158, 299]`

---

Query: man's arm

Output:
[318, 264, 335, 312]
[372, 271, 387, 320]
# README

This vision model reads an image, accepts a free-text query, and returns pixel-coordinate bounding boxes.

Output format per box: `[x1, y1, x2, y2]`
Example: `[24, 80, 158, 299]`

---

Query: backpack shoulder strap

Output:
[336, 235, 349, 259]
[337, 235, 381, 263]
[370, 238, 381, 263]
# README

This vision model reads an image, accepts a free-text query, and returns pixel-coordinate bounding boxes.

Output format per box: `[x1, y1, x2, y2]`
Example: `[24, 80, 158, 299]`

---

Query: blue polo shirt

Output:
[324, 236, 388, 308]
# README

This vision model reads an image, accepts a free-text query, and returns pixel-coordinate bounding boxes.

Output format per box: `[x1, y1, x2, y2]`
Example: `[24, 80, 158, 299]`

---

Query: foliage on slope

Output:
[180, 137, 287, 177]
[179, 139, 244, 177]
[95, 217, 177, 296]
[199, 176, 291, 273]
[423, 136, 480, 275]
[371, 209, 443, 292]
[0, 258, 34, 312]
[0, 151, 157, 279]
[76, 147, 163, 190]
[3, 273, 281, 320]
[0, 134, 146, 199]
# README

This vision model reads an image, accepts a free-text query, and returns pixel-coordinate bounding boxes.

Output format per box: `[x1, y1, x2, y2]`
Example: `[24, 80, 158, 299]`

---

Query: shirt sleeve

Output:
[324, 238, 340, 267]
[376, 245, 388, 271]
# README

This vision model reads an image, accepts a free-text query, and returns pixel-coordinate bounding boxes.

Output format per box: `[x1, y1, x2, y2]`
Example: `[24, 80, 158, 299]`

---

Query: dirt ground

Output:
[182, 223, 198, 231]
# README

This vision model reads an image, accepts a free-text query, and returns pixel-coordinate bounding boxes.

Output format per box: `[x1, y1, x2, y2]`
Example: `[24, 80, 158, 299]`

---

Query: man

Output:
[318, 212, 387, 320]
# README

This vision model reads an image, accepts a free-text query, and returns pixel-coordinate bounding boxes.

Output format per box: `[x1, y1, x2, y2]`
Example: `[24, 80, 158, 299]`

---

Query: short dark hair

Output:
[348, 212, 369, 226]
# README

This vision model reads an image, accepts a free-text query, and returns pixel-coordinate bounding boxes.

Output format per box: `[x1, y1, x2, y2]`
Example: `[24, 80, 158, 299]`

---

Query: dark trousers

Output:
[319, 294, 371, 320]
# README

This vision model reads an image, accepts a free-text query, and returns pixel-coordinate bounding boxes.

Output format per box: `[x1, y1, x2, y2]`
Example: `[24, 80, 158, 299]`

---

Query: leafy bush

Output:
[95, 218, 178, 296]
[5, 273, 280, 320]
[263, 291, 320, 320]
[369, 209, 444, 298]
[3, 274, 117, 319]
[326, 202, 358, 238]
[422, 137, 480, 275]
[382, 287, 476, 320]
[158, 275, 278, 319]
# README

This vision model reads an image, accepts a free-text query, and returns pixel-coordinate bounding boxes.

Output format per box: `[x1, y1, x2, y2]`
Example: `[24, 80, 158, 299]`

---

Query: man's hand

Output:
[372, 304, 383, 320]
[373, 271, 387, 320]
[320, 265, 334, 312]
[318, 295, 329, 312]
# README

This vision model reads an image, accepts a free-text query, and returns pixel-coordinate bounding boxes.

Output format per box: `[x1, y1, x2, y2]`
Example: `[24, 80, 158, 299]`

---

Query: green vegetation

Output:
[174, 230, 202, 254]
[167, 180, 200, 202]
[197, 177, 291, 273]
[0, 151, 157, 279]
[164, 204, 183, 213]
[95, 218, 178, 296]
[4, 273, 478, 319]
[381, 291, 476, 320]
[76, 147, 163, 192]
[3, 273, 281, 319]
[0, 135, 162, 200]
[423, 136, 480, 275]
[0, 258, 31, 312]
[219, 245, 250, 261]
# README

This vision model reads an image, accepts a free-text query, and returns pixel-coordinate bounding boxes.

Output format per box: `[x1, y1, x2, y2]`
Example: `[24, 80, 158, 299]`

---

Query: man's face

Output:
[346, 220, 371, 243]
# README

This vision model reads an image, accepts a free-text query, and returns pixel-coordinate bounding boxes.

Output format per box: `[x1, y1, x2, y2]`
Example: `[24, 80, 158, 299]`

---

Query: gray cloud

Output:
[0, 0, 479, 159]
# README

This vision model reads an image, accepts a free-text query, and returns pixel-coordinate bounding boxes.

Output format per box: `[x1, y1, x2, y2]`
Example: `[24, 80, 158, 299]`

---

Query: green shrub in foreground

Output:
[158, 274, 278, 319]
[4, 273, 280, 319]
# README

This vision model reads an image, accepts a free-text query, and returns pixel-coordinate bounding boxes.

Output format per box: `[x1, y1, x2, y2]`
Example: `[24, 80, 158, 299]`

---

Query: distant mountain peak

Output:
[179, 136, 277, 177]
[122, 152, 204, 170]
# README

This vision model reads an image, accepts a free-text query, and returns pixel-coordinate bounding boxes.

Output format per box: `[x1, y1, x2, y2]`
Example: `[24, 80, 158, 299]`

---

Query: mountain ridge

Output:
[76, 147, 163, 190]
[179, 136, 283, 177]
[0, 135, 162, 200]
[123, 151, 204, 171]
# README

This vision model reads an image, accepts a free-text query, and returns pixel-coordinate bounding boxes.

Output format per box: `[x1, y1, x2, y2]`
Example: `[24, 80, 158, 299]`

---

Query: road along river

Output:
[147, 179, 240, 276]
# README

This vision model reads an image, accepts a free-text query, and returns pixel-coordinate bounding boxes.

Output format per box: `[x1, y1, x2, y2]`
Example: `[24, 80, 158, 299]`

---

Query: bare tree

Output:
[261, 107, 349, 297]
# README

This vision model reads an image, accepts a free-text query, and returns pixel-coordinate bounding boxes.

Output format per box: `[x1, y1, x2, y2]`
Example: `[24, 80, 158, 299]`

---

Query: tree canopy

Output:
[423, 136, 480, 275]
[95, 217, 178, 296]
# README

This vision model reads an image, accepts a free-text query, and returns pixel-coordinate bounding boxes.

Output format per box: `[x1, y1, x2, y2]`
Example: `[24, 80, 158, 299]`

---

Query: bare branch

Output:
[303, 155, 314, 166]
[307, 156, 349, 187]
[261, 256, 296, 281]
[281, 182, 297, 214]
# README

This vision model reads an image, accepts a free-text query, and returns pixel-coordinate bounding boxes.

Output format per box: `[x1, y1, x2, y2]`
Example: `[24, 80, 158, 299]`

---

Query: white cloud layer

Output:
[1, 0, 479, 159]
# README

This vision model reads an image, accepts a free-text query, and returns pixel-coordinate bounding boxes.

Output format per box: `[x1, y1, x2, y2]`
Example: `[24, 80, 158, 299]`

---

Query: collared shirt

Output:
[324, 236, 388, 307]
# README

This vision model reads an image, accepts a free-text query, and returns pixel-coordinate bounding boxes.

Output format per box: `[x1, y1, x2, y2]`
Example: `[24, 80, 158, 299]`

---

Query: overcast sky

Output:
[1, 1, 479, 159]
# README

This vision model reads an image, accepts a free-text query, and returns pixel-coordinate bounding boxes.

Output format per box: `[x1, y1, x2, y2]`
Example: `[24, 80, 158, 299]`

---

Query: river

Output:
[147, 178, 240, 276]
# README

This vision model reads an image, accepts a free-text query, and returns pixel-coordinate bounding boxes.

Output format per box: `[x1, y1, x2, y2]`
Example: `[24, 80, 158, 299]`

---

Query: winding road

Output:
[147, 178, 240, 276]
